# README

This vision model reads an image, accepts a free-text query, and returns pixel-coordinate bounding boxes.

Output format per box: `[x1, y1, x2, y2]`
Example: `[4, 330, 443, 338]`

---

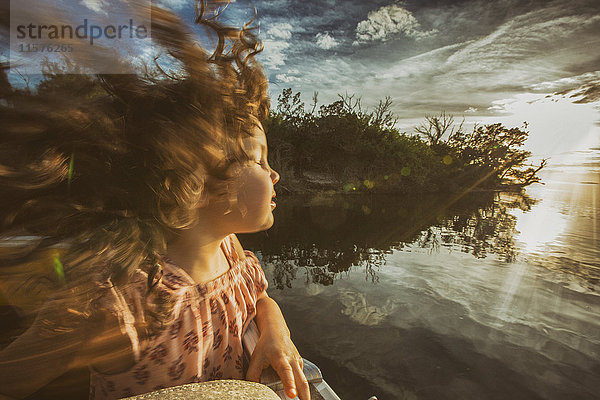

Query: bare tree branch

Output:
[310, 91, 318, 115]
[14, 69, 31, 91]
[414, 111, 462, 146]
[337, 92, 362, 114]
[371, 96, 396, 128]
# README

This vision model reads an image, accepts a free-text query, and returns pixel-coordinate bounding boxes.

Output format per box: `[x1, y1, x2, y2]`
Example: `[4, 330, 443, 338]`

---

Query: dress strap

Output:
[221, 234, 245, 264]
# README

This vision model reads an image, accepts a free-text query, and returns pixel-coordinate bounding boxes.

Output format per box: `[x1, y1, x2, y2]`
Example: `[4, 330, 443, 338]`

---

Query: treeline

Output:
[264, 88, 546, 194]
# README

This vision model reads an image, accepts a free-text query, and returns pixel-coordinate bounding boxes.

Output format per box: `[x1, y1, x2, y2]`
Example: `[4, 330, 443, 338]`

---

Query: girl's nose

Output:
[271, 168, 280, 185]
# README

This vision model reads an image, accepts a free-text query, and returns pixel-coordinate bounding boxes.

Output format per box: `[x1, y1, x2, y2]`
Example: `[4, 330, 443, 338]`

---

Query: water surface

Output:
[240, 148, 600, 400]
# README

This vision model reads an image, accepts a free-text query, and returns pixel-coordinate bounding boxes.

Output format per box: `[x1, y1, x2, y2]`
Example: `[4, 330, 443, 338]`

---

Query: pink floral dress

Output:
[88, 234, 268, 399]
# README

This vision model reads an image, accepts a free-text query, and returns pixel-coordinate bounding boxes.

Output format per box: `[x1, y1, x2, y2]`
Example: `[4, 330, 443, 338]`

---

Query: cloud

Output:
[530, 71, 600, 104]
[266, 22, 293, 40]
[275, 68, 302, 83]
[260, 22, 297, 69]
[569, 84, 600, 104]
[353, 4, 437, 45]
[443, 10, 600, 77]
[260, 39, 290, 69]
[362, 3, 600, 118]
[339, 289, 396, 326]
[156, 0, 187, 10]
[258, 0, 600, 139]
[276, 73, 301, 83]
[477, 92, 600, 155]
[80, 0, 108, 15]
[377, 41, 468, 80]
[315, 32, 339, 50]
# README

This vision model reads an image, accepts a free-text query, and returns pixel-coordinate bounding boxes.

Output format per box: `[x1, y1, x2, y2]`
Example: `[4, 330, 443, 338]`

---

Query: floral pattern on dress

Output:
[169, 319, 183, 339]
[168, 355, 185, 381]
[149, 343, 168, 365]
[228, 318, 239, 338]
[210, 298, 218, 315]
[202, 320, 210, 337]
[212, 328, 223, 350]
[255, 278, 267, 294]
[208, 365, 223, 380]
[163, 272, 188, 288]
[183, 331, 199, 354]
[88, 234, 269, 400]
[219, 308, 227, 325]
[234, 354, 244, 374]
[223, 345, 233, 362]
[133, 364, 150, 385]
[221, 292, 230, 305]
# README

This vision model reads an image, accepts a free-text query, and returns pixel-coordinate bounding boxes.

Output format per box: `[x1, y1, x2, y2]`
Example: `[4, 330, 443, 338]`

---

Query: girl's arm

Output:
[246, 292, 310, 400]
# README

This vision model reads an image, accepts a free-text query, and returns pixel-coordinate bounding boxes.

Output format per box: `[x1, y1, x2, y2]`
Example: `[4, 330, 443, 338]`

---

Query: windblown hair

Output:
[0, 1, 269, 329]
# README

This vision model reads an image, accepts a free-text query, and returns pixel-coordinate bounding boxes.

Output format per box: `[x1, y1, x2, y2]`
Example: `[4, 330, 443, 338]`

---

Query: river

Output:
[239, 147, 600, 400]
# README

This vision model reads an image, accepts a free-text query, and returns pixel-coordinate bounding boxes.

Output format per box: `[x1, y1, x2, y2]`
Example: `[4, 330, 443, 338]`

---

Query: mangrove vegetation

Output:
[265, 88, 546, 194]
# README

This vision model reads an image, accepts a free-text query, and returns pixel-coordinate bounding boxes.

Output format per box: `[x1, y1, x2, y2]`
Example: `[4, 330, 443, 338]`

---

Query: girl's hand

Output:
[247, 295, 310, 400]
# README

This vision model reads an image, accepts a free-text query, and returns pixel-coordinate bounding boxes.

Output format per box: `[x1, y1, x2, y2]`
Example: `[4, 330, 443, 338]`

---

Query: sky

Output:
[258, 0, 600, 158]
[5, 0, 600, 157]
[160, 0, 600, 157]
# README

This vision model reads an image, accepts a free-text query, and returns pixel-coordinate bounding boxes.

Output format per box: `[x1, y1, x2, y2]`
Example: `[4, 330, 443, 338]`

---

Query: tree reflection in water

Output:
[417, 192, 538, 262]
[239, 191, 537, 289]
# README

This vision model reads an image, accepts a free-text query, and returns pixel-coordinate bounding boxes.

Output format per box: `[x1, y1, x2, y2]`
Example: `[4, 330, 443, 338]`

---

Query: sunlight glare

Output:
[480, 94, 600, 157]
[512, 202, 569, 254]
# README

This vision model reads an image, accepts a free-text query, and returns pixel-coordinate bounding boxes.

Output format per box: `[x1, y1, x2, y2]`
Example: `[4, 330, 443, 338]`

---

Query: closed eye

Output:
[255, 157, 269, 169]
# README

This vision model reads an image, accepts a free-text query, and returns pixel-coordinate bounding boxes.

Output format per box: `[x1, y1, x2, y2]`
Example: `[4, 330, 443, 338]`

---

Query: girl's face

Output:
[206, 124, 280, 234]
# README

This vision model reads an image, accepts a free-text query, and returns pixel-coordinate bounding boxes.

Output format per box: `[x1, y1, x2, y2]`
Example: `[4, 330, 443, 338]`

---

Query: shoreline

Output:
[276, 173, 529, 195]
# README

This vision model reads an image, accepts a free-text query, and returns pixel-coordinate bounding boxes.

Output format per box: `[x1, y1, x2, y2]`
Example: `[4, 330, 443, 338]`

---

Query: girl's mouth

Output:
[270, 193, 276, 209]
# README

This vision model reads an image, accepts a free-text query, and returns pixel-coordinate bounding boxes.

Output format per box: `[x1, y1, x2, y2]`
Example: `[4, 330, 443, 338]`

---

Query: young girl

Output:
[0, 2, 309, 400]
